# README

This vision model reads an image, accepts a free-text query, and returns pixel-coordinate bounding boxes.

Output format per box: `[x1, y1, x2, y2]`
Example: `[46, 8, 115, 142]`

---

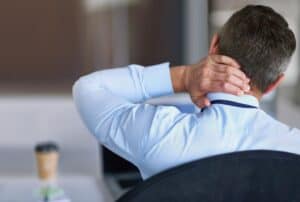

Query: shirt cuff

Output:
[143, 62, 174, 98]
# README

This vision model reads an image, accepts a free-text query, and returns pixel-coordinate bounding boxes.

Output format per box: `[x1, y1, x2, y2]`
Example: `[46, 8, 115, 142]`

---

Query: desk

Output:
[0, 176, 113, 202]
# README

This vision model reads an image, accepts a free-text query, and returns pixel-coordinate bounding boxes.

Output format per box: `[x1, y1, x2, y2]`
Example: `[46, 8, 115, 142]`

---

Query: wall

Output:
[0, 0, 84, 83]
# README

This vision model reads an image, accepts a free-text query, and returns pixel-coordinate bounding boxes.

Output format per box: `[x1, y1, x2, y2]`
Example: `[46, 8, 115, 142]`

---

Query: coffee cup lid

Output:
[35, 142, 59, 153]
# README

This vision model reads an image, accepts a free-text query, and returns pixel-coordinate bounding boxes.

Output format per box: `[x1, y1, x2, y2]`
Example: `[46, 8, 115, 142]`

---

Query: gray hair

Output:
[218, 5, 296, 92]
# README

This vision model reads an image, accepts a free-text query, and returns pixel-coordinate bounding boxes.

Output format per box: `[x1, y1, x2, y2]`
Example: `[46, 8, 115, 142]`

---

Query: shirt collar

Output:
[207, 92, 259, 108]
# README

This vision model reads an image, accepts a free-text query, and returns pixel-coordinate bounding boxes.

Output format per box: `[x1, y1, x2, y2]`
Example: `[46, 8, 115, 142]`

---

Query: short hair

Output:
[218, 5, 296, 92]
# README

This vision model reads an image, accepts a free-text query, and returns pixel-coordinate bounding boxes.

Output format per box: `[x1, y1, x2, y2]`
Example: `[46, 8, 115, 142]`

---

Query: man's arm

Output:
[73, 57, 249, 168]
[73, 63, 174, 166]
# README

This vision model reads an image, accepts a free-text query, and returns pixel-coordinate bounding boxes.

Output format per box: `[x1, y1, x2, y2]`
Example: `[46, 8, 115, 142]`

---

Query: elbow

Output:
[72, 77, 86, 113]
[72, 74, 101, 133]
[72, 72, 110, 139]
[72, 72, 100, 100]
[72, 77, 85, 104]
[72, 76, 84, 99]
[72, 74, 95, 109]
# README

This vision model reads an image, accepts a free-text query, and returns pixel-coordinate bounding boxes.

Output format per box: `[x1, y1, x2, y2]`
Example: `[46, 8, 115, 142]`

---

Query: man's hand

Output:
[170, 55, 250, 108]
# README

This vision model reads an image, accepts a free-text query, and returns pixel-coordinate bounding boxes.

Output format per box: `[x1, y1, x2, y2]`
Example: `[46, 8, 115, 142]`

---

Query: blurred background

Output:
[0, 0, 300, 201]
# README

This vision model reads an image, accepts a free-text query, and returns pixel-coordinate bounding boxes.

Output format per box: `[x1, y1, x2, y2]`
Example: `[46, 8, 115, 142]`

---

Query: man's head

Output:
[209, 5, 296, 95]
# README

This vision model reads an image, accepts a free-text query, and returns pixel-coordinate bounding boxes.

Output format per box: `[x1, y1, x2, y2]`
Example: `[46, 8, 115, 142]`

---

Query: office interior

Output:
[1, 0, 300, 201]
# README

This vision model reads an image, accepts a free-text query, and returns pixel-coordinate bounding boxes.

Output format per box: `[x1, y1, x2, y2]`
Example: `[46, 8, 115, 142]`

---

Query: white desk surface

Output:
[0, 176, 114, 202]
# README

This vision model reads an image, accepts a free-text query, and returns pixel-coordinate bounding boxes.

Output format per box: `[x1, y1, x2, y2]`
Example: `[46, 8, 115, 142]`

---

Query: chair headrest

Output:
[118, 150, 300, 202]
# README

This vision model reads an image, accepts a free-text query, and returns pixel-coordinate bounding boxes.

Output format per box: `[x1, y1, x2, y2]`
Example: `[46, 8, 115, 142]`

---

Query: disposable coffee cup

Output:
[35, 142, 59, 182]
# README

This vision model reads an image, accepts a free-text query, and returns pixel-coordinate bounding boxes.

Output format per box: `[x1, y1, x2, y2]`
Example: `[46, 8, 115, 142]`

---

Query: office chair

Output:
[117, 150, 300, 202]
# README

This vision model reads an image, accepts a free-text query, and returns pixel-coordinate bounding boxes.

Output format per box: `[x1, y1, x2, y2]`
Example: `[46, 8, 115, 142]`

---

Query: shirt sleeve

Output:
[72, 63, 177, 166]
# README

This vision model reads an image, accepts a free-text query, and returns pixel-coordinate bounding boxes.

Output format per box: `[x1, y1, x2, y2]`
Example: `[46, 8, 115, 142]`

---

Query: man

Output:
[73, 5, 299, 180]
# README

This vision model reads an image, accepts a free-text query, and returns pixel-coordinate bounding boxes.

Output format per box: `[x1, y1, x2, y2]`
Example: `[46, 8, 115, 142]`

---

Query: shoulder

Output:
[289, 127, 300, 136]
[258, 110, 300, 135]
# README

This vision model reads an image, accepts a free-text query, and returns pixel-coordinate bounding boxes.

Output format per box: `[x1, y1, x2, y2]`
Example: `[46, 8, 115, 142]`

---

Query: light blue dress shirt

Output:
[73, 63, 300, 179]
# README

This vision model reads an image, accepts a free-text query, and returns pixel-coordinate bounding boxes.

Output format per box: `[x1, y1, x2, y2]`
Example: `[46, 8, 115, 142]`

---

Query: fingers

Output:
[210, 81, 246, 96]
[210, 55, 240, 68]
[191, 96, 211, 108]
[211, 72, 250, 92]
[209, 54, 249, 82]
[213, 64, 248, 81]
[188, 55, 251, 108]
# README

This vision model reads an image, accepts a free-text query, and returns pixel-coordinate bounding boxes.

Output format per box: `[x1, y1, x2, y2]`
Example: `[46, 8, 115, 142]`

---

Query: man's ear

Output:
[264, 74, 285, 94]
[209, 33, 219, 54]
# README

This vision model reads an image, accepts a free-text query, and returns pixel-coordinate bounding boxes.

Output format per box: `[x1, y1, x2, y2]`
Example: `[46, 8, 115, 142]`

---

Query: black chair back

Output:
[118, 150, 300, 202]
